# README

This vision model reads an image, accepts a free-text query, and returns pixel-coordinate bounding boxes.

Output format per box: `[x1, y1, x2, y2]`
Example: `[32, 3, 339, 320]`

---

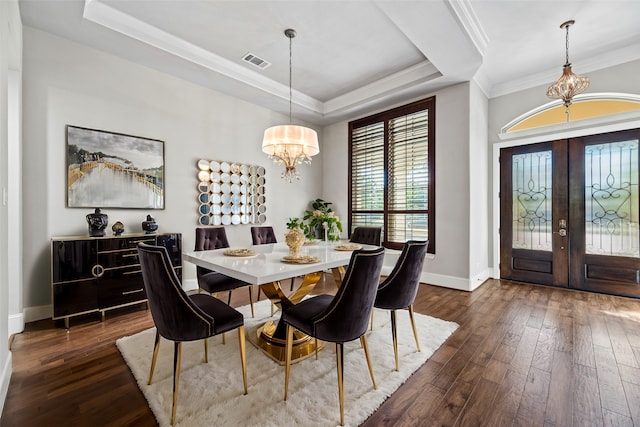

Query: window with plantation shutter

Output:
[348, 97, 435, 252]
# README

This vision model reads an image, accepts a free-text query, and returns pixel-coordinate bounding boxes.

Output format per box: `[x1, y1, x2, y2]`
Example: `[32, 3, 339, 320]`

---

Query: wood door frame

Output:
[491, 113, 640, 280]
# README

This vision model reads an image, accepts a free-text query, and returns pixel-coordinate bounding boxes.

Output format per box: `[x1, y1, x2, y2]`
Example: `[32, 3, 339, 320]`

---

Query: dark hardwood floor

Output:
[3, 277, 640, 426]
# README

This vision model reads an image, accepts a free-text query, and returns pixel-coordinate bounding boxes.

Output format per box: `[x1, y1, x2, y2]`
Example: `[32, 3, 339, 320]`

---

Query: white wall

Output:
[1, 0, 22, 416]
[323, 82, 486, 290]
[468, 80, 490, 289]
[21, 27, 322, 319]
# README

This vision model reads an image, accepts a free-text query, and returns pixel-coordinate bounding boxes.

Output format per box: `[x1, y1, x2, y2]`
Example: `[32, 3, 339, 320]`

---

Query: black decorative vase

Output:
[142, 215, 158, 234]
[86, 208, 108, 237]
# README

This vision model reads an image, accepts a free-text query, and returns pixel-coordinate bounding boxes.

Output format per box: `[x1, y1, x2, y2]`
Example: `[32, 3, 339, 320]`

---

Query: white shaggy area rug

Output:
[116, 299, 458, 427]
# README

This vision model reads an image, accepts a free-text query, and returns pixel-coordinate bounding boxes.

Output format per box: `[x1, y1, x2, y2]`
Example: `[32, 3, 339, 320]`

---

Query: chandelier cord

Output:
[288, 33, 293, 124]
[565, 23, 570, 65]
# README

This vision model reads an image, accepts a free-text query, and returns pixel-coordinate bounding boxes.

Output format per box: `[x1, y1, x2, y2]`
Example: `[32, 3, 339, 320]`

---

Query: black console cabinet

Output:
[51, 233, 181, 327]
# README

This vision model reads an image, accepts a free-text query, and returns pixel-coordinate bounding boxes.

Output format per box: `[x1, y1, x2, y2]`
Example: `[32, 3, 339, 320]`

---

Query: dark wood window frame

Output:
[348, 96, 435, 252]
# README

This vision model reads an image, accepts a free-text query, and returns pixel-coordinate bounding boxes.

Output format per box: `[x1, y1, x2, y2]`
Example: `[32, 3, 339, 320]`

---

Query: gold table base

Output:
[252, 268, 344, 364]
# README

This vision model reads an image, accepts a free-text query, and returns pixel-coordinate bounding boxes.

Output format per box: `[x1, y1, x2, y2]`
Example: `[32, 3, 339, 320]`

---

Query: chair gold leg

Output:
[336, 343, 344, 426]
[284, 324, 294, 401]
[204, 338, 209, 363]
[360, 335, 377, 389]
[391, 310, 399, 371]
[171, 342, 182, 426]
[408, 305, 421, 352]
[238, 326, 248, 395]
[315, 338, 319, 360]
[370, 309, 374, 331]
[148, 331, 161, 385]
[222, 332, 226, 345]
[249, 286, 255, 318]
[227, 290, 232, 305]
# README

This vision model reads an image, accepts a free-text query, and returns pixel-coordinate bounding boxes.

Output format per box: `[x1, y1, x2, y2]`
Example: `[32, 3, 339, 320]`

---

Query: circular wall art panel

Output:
[199, 204, 211, 215]
[198, 193, 209, 204]
[196, 159, 266, 225]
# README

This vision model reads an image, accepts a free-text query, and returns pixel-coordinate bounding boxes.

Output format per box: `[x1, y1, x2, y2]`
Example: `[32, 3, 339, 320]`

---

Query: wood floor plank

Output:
[593, 344, 631, 418]
[572, 363, 603, 427]
[516, 367, 551, 425]
[544, 350, 573, 427]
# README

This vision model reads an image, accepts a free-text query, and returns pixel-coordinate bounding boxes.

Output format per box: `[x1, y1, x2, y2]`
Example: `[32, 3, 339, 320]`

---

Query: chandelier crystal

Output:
[546, 20, 590, 120]
[262, 29, 319, 182]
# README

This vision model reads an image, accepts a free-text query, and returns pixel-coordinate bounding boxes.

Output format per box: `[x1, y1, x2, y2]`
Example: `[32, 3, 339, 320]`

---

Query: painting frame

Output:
[66, 125, 165, 209]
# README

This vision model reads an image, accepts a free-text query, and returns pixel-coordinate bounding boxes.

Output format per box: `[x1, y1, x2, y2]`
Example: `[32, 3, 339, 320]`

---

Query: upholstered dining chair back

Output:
[349, 226, 382, 246]
[137, 243, 214, 343]
[250, 226, 277, 245]
[375, 240, 428, 310]
[194, 226, 230, 282]
[314, 247, 385, 342]
[193, 226, 255, 316]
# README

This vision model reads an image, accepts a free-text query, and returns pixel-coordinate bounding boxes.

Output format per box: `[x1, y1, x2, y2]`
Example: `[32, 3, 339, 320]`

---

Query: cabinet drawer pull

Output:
[91, 264, 105, 278]
[123, 270, 142, 275]
[122, 289, 144, 295]
[122, 253, 138, 258]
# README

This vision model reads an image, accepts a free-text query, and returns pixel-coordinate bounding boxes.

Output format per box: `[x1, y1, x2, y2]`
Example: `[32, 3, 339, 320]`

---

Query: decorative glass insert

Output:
[585, 140, 639, 257]
[512, 150, 553, 251]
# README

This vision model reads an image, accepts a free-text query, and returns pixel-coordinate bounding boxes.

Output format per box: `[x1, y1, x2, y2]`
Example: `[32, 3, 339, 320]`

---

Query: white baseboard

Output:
[8, 313, 24, 336]
[419, 268, 492, 292]
[0, 351, 12, 418]
[24, 305, 51, 323]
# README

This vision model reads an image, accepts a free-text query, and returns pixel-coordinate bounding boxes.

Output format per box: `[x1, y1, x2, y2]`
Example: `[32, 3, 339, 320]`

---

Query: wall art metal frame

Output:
[66, 125, 165, 209]
[196, 159, 266, 225]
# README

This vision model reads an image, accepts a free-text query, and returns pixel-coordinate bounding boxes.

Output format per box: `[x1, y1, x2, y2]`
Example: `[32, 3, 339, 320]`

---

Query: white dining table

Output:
[182, 242, 375, 364]
[183, 242, 360, 286]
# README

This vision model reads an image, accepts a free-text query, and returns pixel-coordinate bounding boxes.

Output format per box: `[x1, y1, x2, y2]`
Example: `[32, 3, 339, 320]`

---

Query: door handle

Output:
[554, 219, 567, 237]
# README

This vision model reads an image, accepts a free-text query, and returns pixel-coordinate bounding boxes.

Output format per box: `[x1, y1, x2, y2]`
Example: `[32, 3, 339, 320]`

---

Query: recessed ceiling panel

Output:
[101, 0, 427, 101]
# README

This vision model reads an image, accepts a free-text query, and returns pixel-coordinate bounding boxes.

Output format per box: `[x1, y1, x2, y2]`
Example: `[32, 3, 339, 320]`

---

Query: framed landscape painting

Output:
[66, 125, 165, 209]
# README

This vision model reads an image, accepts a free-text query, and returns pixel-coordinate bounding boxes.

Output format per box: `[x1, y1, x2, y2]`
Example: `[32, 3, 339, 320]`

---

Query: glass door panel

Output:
[584, 140, 639, 257]
[512, 150, 553, 251]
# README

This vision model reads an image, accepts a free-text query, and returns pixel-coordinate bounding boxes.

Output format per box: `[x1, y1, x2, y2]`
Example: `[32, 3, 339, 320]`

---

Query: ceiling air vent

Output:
[242, 52, 271, 70]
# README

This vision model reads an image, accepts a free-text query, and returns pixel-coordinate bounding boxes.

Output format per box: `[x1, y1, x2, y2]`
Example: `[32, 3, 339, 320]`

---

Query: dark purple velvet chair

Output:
[282, 247, 385, 426]
[374, 240, 428, 371]
[250, 226, 277, 245]
[195, 227, 254, 317]
[349, 226, 382, 246]
[137, 243, 247, 425]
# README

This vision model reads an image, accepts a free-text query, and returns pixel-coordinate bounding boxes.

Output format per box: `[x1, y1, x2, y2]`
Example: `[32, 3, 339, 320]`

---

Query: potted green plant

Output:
[302, 198, 342, 241]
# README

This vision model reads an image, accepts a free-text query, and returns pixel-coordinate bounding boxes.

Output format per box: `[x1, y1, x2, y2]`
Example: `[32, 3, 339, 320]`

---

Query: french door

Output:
[500, 128, 640, 298]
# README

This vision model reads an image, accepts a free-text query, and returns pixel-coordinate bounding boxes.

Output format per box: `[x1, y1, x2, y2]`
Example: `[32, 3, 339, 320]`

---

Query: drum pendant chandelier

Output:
[546, 20, 590, 121]
[262, 29, 319, 182]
